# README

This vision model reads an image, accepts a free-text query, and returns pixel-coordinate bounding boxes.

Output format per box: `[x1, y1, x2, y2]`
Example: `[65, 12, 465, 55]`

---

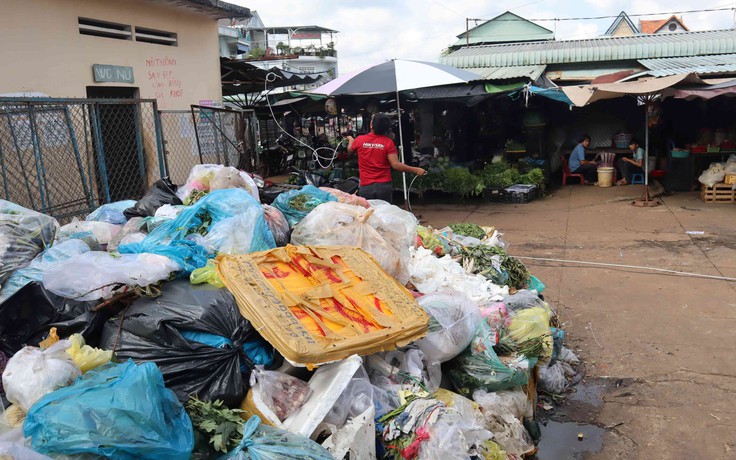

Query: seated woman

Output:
[616, 139, 644, 185]
[568, 135, 598, 184]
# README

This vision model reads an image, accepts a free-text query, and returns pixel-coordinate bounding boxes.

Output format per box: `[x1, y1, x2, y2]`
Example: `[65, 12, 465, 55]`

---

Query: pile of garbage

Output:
[0, 164, 582, 459]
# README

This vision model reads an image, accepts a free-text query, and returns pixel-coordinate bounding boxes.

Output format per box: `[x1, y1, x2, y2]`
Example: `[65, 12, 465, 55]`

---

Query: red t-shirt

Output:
[352, 132, 397, 186]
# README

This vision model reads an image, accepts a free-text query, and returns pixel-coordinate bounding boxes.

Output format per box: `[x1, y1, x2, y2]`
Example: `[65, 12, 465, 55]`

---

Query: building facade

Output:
[0, 0, 249, 109]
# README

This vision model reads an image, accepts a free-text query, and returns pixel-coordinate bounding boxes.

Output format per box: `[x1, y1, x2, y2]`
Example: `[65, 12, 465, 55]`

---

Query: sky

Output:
[229, 0, 736, 73]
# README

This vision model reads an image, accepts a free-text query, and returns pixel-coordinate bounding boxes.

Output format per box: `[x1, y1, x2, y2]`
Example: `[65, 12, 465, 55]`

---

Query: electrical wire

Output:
[514, 255, 736, 282]
[467, 6, 736, 22]
[264, 72, 341, 170]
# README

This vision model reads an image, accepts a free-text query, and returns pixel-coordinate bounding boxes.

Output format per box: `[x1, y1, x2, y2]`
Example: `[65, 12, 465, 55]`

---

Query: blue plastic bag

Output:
[219, 416, 333, 460]
[272, 185, 337, 227]
[24, 360, 193, 460]
[85, 200, 136, 225]
[0, 239, 90, 302]
[120, 189, 275, 274]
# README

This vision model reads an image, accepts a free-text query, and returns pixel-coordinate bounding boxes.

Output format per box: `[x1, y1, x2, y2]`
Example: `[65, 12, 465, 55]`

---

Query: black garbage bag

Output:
[0, 201, 58, 288]
[0, 282, 104, 357]
[100, 280, 279, 407]
[123, 177, 182, 219]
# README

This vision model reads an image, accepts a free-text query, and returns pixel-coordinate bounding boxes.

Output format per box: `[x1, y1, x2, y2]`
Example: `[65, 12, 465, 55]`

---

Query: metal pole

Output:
[645, 103, 649, 186]
[396, 90, 408, 202]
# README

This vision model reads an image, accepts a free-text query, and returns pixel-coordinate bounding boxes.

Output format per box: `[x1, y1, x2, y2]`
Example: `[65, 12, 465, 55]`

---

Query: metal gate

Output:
[0, 98, 165, 220]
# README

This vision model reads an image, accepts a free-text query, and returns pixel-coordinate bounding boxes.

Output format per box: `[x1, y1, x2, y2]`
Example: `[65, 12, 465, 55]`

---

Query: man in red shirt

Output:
[346, 113, 425, 203]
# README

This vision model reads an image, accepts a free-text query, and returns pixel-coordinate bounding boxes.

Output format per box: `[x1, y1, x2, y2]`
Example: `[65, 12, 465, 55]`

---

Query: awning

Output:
[672, 78, 736, 100]
[560, 73, 705, 107]
[236, 43, 249, 54]
[521, 86, 574, 106]
[467, 65, 546, 81]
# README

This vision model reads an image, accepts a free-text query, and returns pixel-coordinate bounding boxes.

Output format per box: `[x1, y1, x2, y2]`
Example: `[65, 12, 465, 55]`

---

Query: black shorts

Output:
[358, 181, 393, 203]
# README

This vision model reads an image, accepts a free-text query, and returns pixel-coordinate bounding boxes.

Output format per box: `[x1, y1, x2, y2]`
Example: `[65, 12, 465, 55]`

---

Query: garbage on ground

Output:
[100, 280, 277, 407]
[23, 360, 193, 459]
[0, 164, 586, 459]
[0, 200, 58, 289]
[217, 245, 428, 366]
[290, 202, 410, 283]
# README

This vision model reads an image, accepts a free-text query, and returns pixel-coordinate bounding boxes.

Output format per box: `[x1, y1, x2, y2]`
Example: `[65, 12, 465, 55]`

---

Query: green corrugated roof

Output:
[442, 29, 736, 68]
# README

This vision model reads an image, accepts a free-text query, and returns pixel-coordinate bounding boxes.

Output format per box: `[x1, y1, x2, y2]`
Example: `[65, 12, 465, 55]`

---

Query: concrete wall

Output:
[0, 0, 223, 109]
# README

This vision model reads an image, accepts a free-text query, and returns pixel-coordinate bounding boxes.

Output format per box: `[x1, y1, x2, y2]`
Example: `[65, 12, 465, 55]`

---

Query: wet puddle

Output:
[534, 421, 605, 459]
[567, 381, 604, 408]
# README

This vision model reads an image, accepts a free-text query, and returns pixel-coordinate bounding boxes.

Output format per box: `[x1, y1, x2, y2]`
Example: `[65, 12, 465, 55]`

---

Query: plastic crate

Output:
[482, 186, 507, 202]
[504, 184, 538, 204]
[613, 133, 633, 149]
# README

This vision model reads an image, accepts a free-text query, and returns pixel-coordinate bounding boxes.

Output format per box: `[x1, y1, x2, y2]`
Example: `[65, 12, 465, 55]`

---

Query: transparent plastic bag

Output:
[0, 239, 90, 303]
[291, 202, 408, 283]
[538, 361, 568, 394]
[497, 305, 553, 359]
[178, 164, 259, 203]
[2, 340, 81, 411]
[368, 200, 418, 250]
[415, 291, 482, 363]
[0, 201, 58, 289]
[220, 415, 333, 460]
[321, 187, 370, 208]
[368, 348, 441, 397]
[472, 389, 535, 456]
[447, 318, 533, 397]
[65, 333, 112, 373]
[58, 218, 121, 246]
[0, 427, 52, 460]
[250, 367, 311, 422]
[323, 377, 374, 428]
[502, 289, 548, 312]
[273, 185, 338, 227]
[43, 251, 179, 300]
[85, 200, 136, 225]
[262, 204, 290, 247]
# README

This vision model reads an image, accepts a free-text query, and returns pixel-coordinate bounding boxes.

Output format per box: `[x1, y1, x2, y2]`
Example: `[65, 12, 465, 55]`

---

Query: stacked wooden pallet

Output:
[701, 183, 736, 203]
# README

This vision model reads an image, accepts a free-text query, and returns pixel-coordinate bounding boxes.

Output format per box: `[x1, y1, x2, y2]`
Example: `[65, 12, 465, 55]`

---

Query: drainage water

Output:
[534, 421, 605, 459]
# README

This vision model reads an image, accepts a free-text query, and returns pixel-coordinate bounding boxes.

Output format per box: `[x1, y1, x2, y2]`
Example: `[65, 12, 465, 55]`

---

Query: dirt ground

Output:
[414, 185, 736, 459]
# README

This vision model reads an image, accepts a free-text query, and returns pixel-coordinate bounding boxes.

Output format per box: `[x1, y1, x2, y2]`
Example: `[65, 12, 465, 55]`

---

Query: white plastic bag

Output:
[698, 162, 726, 187]
[408, 247, 508, 303]
[43, 251, 179, 300]
[58, 218, 121, 245]
[366, 200, 418, 249]
[291, 202, 409, 283]
[0, 427, 52, 460]
[472, 389, 535, 457]
[2, 340, 81, 411]
[154, 204, 183, 219]
[415, 291, 482, 363]
[177, 164, 259, 203]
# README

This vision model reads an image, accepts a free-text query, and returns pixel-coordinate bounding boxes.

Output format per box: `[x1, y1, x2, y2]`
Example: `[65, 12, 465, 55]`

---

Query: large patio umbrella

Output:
[309, 59, 480, 200]
[558, 74, 706, 206]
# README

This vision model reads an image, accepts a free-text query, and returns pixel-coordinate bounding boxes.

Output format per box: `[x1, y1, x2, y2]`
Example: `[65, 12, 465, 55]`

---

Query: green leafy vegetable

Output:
[186, 396, 245, 454]
[461, 245, 531, 290]
[443, 167, 485, 198]
[449, 223, 486, 240]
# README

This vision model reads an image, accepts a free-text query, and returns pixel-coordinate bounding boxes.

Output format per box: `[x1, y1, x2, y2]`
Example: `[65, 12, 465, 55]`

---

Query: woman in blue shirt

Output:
[616, 139, 645, 185]
[569, 135, 597, 183]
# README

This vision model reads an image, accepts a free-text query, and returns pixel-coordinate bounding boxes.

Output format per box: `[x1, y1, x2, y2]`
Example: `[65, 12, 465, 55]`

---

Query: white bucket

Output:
[597, 167, 614, 187]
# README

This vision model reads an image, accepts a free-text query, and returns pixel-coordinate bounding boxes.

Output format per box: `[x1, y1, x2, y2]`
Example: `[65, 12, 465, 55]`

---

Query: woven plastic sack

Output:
[23, 361, 193, 459]
[0, 201, 58, 289]
[273, 185, 337, 227]
[85, 200, 136, 225]
[0, 239, 90, 303]
[262, 205, 290, 247]
[414, 291, 482, 363]
[2, 340, 81, 411]
[220, 415, 332, 460]
[291, 202, 408, 283]
[43, 251, 179, 300]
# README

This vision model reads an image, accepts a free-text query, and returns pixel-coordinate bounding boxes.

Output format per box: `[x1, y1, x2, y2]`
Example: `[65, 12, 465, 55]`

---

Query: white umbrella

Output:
[310, 59, 480, 200]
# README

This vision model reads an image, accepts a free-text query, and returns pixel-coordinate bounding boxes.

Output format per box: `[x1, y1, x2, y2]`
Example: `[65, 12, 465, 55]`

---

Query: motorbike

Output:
[288, 166, 360, 195]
